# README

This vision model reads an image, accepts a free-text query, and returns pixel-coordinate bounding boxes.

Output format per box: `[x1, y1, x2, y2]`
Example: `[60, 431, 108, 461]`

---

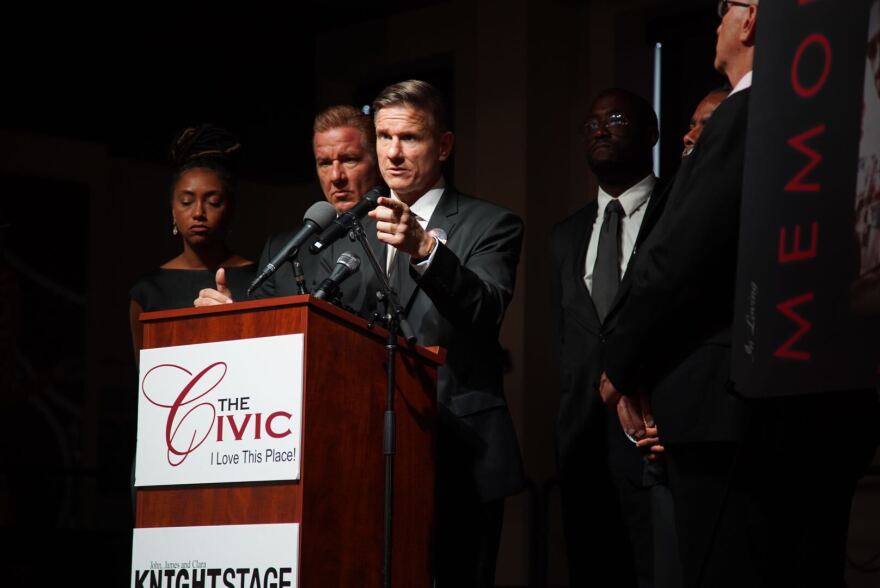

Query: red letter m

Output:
[773, 292, 814, 361]
[784, 125, 825, 192]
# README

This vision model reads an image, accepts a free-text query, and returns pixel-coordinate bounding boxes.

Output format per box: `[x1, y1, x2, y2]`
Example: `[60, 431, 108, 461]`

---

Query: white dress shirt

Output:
[584, 174, 656, 292]
[729, 70, 753, 97]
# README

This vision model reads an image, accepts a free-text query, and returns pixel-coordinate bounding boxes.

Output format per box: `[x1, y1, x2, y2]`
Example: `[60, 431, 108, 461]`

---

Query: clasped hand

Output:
[599, 371, 665, 460]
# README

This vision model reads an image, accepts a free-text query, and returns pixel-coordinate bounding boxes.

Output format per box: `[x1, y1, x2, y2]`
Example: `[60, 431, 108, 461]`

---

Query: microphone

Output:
[247, 201, 337, 296]
[313, 251, 361, 301]
[309, 184, 390, 254]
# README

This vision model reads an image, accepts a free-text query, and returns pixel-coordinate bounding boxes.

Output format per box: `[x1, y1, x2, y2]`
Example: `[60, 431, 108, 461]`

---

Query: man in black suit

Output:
[195, 104, 379, 303]
[597, 4, 759, 586]
[195, 83, 523, 585]
[320, 79, 524, 587]
[602, 2, 879, 586]
[551, 88, 673, 588]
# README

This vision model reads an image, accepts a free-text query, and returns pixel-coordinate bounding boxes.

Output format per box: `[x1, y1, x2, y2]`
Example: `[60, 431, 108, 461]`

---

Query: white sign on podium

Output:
[131, 523, 299, 588]
[135, 334, 304, 486]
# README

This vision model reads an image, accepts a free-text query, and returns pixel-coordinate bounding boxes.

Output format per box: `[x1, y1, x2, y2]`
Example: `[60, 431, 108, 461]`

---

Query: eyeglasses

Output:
[717, 0, 752, 18]
[583, 112, 630, 134]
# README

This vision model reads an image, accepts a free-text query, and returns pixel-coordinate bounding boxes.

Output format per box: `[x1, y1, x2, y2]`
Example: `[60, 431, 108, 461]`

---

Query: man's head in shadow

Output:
[582, 88, 659, 196]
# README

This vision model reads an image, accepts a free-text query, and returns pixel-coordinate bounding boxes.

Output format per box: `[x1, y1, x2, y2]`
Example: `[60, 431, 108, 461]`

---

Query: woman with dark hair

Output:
[129, 124, 255, 354]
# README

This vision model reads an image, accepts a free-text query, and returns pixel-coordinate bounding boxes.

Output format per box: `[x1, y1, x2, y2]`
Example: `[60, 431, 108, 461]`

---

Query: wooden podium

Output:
[135, 295, 442, 587]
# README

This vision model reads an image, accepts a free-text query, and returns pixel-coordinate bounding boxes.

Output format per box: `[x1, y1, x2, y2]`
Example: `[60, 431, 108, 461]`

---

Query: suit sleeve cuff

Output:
[604, 340, 640, 397]
[410, 236, 439, 275]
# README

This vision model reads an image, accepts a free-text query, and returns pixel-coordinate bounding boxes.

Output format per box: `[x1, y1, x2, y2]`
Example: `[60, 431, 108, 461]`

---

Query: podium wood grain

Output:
[135, 296, 441, 587]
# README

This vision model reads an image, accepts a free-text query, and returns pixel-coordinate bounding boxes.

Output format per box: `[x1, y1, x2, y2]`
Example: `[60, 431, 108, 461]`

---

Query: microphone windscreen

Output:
[364, 184, 390, 202]
[337, 251, 361, 272]
[304, 201, 337, 228]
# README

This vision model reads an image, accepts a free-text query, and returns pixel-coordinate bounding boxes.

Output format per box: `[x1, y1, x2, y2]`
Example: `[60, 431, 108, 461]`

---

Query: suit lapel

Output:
[635, 177, 670, 251]
[356, 217, 389, 302]
[577, 204, 597, 293]
[574, 201, 602, 329]
[393, 247, 414, 306]
[398, 187, 459, 312]
[605, 178, 669, 323]
[426, 188, 459, 238]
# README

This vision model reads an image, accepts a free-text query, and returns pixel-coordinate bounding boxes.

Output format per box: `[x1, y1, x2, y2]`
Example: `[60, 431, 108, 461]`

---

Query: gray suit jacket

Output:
[251, 233, 325, 299]
[322, 186, 526, 501]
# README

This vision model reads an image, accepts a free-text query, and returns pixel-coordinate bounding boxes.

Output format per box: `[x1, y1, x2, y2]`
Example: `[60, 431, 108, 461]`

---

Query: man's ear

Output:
[741, 5, 758, 46]
[438, 131, 455, 162]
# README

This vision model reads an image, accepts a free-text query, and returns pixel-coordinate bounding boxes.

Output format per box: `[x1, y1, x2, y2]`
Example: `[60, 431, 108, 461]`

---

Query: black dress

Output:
[127, 265, 255, 519]
[130, 265, 256, 311]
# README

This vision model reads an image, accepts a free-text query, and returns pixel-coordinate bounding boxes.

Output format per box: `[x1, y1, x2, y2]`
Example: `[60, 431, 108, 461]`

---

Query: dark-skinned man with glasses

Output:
[600, 1, 880, 586]
[551, 88, 679, 588]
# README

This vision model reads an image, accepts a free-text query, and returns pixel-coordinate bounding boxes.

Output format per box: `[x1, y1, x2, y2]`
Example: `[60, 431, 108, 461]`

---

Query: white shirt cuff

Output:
[411, 236, 440, 274]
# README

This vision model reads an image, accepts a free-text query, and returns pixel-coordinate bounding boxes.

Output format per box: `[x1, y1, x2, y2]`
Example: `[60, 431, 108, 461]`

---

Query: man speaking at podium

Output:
[318, 79, 525, 587]
[196, 81, 524, 587]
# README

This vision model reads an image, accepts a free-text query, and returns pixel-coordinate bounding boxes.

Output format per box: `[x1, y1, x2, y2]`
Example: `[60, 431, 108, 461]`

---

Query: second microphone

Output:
[313, 251, 361, 301]
[309, 184, 390, 254]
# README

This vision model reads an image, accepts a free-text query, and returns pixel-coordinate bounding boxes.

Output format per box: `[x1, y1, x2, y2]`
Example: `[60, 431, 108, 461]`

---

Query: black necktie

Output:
[592, 198, 624, 322]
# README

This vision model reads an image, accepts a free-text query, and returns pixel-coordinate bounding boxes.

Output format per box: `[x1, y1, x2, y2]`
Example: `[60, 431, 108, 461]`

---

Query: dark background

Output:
[2, 2, 875, 587]
[0, 1, 745, 585]
[0, 2, 720, 187]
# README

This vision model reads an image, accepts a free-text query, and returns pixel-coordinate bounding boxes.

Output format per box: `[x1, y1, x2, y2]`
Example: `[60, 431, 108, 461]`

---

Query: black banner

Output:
[732, 0, 880, 397]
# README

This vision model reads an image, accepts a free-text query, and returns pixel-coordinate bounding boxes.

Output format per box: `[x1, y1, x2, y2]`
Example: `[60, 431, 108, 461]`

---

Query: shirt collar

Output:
[597, 174, 656, 217]
[391, 177, 446, 223]
[729, 70, 753, 97]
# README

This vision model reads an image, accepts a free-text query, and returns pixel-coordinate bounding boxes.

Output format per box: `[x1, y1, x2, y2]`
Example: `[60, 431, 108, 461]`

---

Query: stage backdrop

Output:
[733, 0, 880, 397]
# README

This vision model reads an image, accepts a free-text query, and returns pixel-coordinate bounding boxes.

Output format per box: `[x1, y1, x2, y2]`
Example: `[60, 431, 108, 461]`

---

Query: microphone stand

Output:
[347, 217, 415, 588]
[291, 258, 307, 295]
